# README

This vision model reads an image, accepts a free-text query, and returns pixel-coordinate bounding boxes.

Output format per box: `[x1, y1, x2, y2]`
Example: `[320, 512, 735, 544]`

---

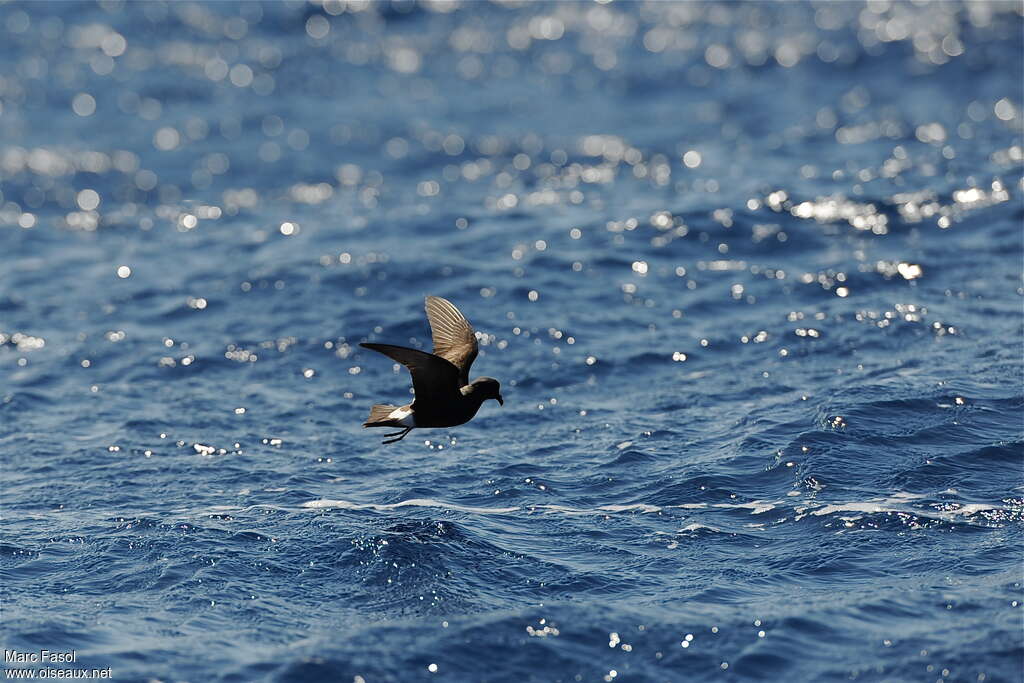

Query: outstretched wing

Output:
[424, 295, 478, 385]
[359, 343, 461, 404]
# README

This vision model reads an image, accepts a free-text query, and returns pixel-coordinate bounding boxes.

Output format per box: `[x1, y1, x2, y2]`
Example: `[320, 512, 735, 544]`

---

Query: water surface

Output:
[2, 2, 1023, 681]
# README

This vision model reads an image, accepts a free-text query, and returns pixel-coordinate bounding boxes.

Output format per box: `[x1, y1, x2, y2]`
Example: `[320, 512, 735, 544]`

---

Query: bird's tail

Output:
[364, 404, 402, 428]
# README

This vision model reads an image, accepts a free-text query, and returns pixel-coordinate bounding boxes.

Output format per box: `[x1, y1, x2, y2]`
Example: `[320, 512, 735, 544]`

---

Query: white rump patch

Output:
[388, 406, 414, 427]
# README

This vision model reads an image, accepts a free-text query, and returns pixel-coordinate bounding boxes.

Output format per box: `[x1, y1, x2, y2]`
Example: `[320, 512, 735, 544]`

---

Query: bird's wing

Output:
[360, 343, 462, 403]
[424, 295, 478, 385]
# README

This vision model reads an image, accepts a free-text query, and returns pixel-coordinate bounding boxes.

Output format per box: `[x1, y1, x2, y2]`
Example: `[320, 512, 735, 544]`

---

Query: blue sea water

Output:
[2, 1, 1023, 681]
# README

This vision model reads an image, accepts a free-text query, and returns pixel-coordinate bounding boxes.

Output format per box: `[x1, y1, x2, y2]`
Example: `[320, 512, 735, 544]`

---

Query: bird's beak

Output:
[497, 395, 504, 406]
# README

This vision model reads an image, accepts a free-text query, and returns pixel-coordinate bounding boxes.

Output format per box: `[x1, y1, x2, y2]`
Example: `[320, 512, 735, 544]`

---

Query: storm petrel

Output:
[361, 296, 503, 444]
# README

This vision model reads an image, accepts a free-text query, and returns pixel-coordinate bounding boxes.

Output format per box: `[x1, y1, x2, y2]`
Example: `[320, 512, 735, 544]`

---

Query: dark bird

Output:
[360, 296, 503, 444]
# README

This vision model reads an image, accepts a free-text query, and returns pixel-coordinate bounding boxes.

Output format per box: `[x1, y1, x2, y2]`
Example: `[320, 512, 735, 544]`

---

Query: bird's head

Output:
[471, 377, 503, 406]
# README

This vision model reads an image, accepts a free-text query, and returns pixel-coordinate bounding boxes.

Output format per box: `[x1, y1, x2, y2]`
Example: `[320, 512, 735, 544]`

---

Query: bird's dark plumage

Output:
[359, 343, 461, 405]
[360, 296, 502, 444]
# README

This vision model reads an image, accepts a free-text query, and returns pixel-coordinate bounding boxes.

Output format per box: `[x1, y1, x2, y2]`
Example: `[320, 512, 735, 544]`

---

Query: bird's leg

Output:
[381, 429, 407, 437]
[382, 427, 412, 444]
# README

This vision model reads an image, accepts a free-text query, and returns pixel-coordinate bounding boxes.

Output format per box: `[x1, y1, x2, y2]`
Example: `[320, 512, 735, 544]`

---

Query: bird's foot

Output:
[381, 428, 412, 444]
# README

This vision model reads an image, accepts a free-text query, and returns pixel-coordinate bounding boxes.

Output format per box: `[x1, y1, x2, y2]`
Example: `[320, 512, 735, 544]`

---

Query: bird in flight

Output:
[361, 296, 503, 444]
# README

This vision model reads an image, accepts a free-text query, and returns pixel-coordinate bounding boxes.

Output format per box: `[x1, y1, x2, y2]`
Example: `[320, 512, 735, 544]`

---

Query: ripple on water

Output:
[1, 1, 1023, 682]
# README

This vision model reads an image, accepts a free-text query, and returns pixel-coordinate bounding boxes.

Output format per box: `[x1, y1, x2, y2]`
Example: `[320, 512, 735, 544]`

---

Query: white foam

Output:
[257, 492, 1011, 527]
[531, 503, 662, 515]
[302, 499, 663, 516]
[302, 498, 518, 515]
[792, 492, 1008, 524]
[713, 500, 778, 514]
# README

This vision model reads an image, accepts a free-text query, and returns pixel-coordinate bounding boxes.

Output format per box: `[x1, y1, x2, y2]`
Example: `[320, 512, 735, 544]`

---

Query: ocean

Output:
[1, 1, 1022, 681]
